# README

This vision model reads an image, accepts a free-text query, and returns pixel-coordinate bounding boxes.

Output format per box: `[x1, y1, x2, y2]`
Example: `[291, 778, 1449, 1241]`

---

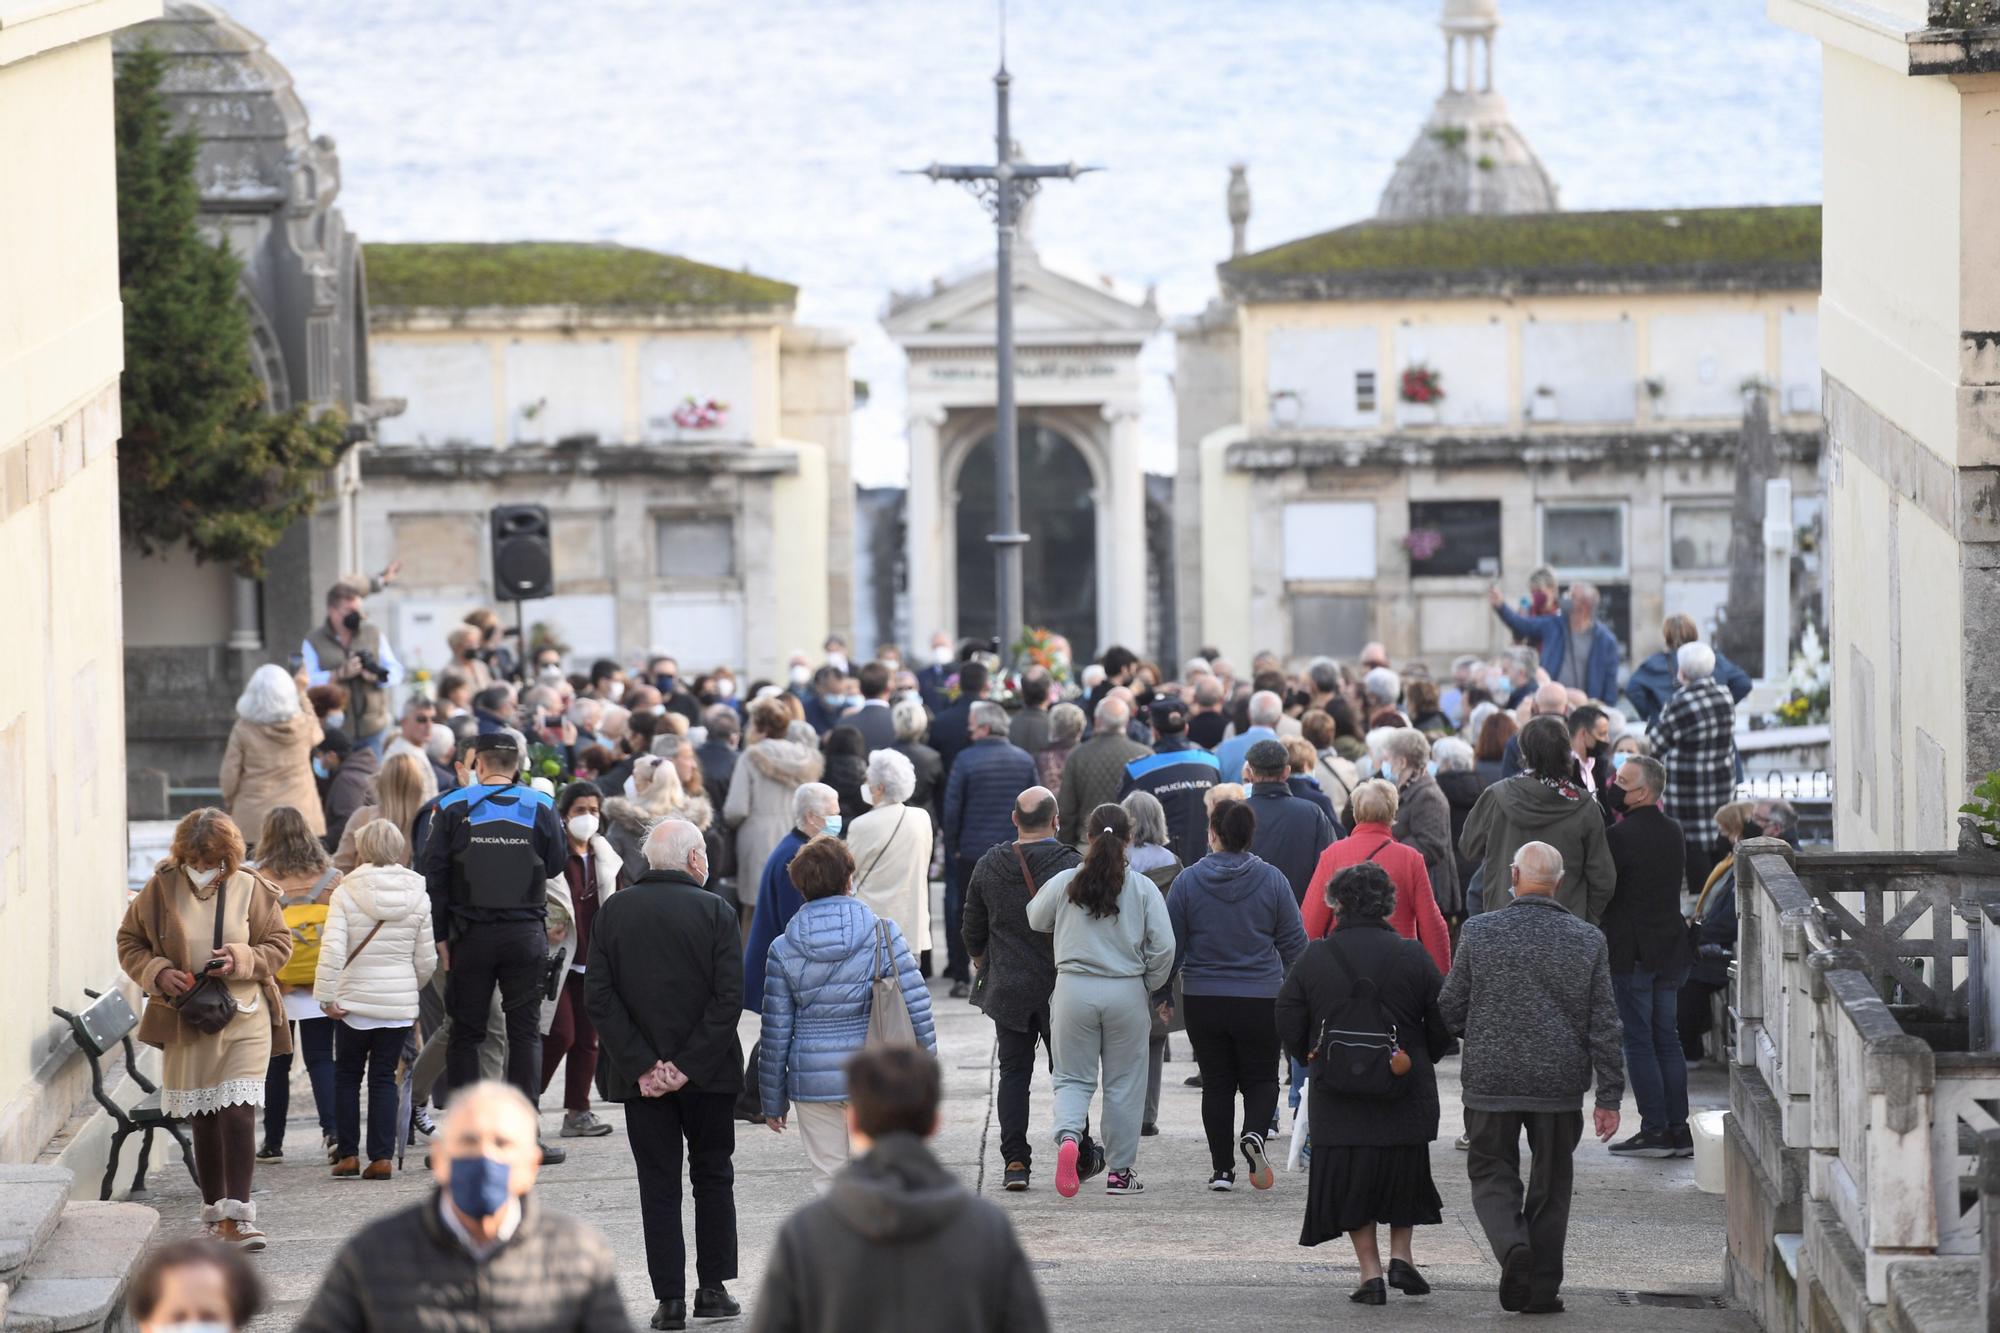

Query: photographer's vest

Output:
[306, 619, 390, 739]
[437, 781, 552, 924]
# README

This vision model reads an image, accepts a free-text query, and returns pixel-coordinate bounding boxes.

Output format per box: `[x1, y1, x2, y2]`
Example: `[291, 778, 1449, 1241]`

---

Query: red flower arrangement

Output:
[671, 397, 729, 430]
[1399, 365, 1445, 405]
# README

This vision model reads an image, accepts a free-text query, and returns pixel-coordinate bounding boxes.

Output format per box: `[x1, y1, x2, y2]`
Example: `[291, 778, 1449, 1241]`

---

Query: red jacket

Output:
[1302, 823, 1451, 975]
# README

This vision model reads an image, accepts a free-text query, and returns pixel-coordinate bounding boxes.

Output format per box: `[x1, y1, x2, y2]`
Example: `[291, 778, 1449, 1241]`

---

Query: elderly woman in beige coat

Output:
[846, 748, 933, 963]
[723, 695, 824, 930]
[220, 663, 324, 848]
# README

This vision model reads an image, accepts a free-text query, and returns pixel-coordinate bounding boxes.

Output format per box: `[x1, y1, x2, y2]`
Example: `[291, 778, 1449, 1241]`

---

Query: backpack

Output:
[275, 867, 339, 987]
[1309, 934, 1413, 1101]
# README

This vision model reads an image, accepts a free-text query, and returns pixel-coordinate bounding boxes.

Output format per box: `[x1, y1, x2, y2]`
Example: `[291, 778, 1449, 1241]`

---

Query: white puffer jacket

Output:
[313, 863, 438, 1024]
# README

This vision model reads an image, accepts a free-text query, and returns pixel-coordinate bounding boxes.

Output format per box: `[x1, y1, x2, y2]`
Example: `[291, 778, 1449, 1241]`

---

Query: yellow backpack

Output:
[275, 867, 339, 988]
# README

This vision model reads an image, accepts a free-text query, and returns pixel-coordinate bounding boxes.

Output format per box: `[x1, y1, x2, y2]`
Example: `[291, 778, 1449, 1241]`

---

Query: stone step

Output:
[2, 1202, 157, 1333]
[0, 1169, 74, 1289]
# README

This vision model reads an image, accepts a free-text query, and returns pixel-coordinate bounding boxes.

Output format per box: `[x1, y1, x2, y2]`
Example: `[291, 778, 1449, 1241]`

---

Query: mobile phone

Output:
[200, 957, 227, 974]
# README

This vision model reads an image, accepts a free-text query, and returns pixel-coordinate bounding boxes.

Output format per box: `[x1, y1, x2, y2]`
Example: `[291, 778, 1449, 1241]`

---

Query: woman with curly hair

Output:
[1026, 802, 1175, 1199]
[117, 809, 292, 1249]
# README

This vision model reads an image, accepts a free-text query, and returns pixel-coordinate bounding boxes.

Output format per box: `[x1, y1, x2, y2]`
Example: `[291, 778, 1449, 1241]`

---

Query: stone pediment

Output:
[884, 251, 1159, 351]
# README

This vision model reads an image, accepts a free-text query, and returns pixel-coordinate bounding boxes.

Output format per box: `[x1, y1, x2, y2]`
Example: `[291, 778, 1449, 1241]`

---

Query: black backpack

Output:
[1309, 935, 1411, 1101]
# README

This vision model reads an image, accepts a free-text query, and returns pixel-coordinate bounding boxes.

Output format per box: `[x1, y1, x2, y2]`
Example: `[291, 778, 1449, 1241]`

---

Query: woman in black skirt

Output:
[1276, 860, 1453, 1305]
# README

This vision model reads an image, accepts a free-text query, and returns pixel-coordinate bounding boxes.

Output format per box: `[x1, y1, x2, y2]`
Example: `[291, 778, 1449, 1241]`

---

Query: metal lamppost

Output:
[905, 64, 1096, 653]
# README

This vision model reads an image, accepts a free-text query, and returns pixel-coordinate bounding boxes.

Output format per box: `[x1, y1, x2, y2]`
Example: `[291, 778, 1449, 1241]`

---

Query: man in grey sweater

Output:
[1439, 841, 1625, 1316]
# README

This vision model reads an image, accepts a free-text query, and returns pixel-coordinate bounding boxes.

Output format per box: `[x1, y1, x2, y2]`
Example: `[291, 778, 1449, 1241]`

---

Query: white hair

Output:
[891, 697, 928, 743]
[792, 781, 837, 824]
[568, 698, 602, 729]
[970, 701, 1010, 735]
[786, 720, 820, 748]
[1363, 726, 1399, 763]
[1080, 663, 1107, 690]
[1677, 642, 1717, 681]
[1465, 701, 1498, 745]
[1183, 658, 1214, 679]
[866, 748, 916, 805]
[1381, 726, 1432, 771]
[1248, 689, 1283, 727]
[642, 818, 705, 871]
[1512, 840, 1565, 886]
[1094, 695, 1130, 728]
[236, 663, 300, 725]
[1433, 737, 1475, 773]
[424, 727, 457, 764]
[1362, 667, 1401, 707]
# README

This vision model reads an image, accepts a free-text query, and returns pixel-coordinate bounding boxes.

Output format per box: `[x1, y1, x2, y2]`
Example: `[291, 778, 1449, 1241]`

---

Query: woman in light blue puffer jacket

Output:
[759, 835, 936, 1190]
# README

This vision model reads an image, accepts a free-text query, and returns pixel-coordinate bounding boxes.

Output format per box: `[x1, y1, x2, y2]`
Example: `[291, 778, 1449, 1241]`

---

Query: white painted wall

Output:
[1267, 327, 1378, 429]
[1520, 319, 1636, 422]
[1780, 310, 1820, 417]
[1395, 322, 1509, 426]
[639, 334, 758, 442]
[374, 340, 493, 446]
[1283, 500, 1376, 580]
[1649, 312, 1766, 419]
[648, 591, 744, 665]
[505, 339, 622, 444]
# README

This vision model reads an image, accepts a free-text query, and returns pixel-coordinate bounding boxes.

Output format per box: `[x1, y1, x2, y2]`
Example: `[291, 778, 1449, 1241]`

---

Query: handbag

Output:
[865, 918, 917, 1048]
[164, 873, 242, 1036]
[1310, 933, 1413, 1101]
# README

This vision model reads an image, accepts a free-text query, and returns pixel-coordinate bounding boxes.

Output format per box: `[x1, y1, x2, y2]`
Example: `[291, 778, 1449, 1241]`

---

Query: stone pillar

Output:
[905, 407, 949, 649]
[1103, 404, 1147, 652]
[227, 575, 262, 653]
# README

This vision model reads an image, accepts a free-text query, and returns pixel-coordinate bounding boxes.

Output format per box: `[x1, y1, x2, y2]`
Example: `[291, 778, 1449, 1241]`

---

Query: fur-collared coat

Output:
[116, 864, 293, 1055]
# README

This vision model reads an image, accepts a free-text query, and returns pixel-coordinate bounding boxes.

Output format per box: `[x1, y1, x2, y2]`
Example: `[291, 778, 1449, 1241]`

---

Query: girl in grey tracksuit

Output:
[1027, 802, 1175, 1196]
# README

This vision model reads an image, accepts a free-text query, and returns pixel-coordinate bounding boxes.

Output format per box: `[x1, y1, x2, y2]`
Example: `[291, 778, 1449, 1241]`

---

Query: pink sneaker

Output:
[1055, 1137, 1080, 1198]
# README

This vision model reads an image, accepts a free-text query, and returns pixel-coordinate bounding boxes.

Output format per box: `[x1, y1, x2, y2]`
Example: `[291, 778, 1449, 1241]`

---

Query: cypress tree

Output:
[114, 46, 348, 576]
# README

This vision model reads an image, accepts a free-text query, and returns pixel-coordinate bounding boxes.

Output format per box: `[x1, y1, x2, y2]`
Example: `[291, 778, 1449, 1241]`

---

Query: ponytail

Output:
[1068, 803, 1131, 919]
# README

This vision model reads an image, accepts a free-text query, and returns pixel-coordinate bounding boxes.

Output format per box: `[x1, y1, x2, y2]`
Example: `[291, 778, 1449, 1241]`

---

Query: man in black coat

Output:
[1243, 740, 1338, 903]
[928, 661, 988, 781]
[1599, 755, 1694, 1161]
[845, 661, 899, 753]
[961, 788, 1082, 1192]
[586, 818, 745, 1330]
[748, 1047, 1049, 1332]
[1118, 697, 1219, 865]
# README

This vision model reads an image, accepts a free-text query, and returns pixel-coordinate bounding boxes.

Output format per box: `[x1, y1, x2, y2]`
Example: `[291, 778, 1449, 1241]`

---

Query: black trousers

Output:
[994, 1011, 1052, 1169]
[445, 920, 545, 1108]
[1181, 993, 1281, 1174]
[1465, 1107, 1583, 1306]
[626, 1090, 739, 1300]
[334, 1022, 410, 1163]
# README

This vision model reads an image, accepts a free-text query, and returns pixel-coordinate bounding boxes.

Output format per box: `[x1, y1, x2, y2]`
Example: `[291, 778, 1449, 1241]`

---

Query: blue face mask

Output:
[1610, 751, 1632, 772]
[823, 815, 844, 838]
[447, 1153, 513, 1220]
[1426, 760, 1439, 777]
[1356, 759, 1377, 780]
[311, 757, 330, 780]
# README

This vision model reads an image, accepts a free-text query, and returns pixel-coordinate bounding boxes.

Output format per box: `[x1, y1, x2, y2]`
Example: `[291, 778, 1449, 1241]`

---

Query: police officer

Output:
[420, 732, 568, 1126]
[1118, 697, 1220, 865]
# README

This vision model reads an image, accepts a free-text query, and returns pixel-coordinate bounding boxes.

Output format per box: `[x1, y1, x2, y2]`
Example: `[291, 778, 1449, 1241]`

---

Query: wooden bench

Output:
[50, 989, 199, 1201]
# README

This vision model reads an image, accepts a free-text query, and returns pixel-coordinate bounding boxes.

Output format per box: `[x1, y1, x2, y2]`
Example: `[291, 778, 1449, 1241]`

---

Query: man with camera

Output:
[421, 732, 570, 1151]
[302, 579, 405, 756]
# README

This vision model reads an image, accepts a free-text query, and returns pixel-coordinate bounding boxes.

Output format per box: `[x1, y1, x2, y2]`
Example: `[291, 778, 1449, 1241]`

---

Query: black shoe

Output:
[1183, 1073, 1203, 1088]
[1080, 1138, 1106, 1184]
[255, 1141, 282, 1162]
[652, 1299, 686, 1330]
[691, 1285, 739, 1319]
[1671, 1122, 1695, 1158]
[1387, 1257, 1430, 1296]
[1140, 1121, 1159, 1137]
[1004, 1161, 1030, 1191]
[1608, 1128, 1676, 1158]
[948, 980, 971, 999]
[1499, 1243, 1534, 1312]
[1350, 1277, 1387, 1305]
[538, 1141, 567, 1166]
[1524, 1298, 1566, 1314]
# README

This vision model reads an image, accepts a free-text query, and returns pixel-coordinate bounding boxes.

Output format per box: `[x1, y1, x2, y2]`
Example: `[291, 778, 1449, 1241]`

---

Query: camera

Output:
[350, 648, 392, 684]
[543, 950, 566, 1001]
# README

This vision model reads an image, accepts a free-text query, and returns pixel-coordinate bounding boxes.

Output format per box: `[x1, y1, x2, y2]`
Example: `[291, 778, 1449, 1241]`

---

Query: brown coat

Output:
[220, 713, 325, 844]
[116, 866, 294, 1055]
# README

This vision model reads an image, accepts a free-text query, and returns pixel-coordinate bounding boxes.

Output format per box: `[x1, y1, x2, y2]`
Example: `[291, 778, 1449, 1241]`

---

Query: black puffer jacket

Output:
[960, 837, 1080, 1032]
[748, 1132, 1048, 1333]
[293, 1192, 631, 1332]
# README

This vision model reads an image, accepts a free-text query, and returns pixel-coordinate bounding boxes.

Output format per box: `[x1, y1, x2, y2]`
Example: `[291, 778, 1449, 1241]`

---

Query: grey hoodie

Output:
[1457, 774, 1616, 924]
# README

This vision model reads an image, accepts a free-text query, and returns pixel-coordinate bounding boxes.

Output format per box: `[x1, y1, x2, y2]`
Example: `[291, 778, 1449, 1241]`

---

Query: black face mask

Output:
[1601, 781, 1628, 814]
[342, 609, 362, 634]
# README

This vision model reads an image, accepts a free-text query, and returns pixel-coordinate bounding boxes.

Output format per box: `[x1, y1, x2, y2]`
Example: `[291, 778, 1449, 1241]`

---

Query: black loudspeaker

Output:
[491, 504, 554, 601]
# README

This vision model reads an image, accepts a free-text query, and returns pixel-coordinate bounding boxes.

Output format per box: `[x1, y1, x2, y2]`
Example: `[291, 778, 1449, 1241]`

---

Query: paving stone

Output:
[0, 1170, 74, 1288]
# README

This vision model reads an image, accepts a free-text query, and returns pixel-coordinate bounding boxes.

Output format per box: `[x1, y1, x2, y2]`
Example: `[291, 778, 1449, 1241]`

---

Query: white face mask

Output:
[606, 680, 625, 703]
[185, 865, 222, 888]
[567, 813, 600, 843]
[325, 711, 346, 731]
[789, 665, 811, 686]
[538, 663, 563, 682]
[826, 652, 849, 673]
[931, 645, 953, 666]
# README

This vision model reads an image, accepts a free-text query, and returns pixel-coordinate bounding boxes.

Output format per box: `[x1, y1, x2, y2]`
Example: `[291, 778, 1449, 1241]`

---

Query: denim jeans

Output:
[1612, 966, 1690, 1132]
[335, 1022, 412, 1163]
[264, 1016, 336, 1148]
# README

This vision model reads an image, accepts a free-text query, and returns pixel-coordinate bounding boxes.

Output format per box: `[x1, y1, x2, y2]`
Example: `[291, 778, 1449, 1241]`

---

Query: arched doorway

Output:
[955, 424, 1097, 658]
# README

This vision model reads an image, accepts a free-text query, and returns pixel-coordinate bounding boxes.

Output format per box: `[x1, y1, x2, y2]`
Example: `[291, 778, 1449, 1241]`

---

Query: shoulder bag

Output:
[1310, 932, 1413, 1101]
[866, 918, 918, 1048]
[163, 874, 243, 1035]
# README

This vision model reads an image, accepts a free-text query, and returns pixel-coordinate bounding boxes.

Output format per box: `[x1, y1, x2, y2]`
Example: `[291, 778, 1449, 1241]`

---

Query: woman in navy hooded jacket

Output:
[1164, 798, 1308, 1193]
[759, 835, 935, 1191]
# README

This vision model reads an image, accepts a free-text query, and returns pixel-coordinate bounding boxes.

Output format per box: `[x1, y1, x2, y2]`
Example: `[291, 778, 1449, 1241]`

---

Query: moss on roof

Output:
[363, 242, 797, 310]
[1225, 205, 1821, 291]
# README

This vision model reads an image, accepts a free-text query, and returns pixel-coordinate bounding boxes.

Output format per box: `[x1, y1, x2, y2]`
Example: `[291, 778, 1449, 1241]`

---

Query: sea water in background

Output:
[224, 0, 1822, 483]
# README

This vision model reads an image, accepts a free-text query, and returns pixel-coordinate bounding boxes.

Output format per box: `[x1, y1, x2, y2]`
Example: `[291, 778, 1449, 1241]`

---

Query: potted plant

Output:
[1399, 364, 1445, 426]
[1403, 528, 1445, 566]
[671, 396, 729, 433]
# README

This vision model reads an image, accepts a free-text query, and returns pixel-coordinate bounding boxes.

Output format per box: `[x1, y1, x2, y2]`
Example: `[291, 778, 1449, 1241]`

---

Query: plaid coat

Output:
[1649, 676, 1738, 830]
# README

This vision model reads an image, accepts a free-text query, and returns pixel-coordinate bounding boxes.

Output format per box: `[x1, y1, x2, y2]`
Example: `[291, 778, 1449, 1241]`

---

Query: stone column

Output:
[228, 575, 262, 653]
[905, 406, 949, 648]
[1103, 404, 1147, 652]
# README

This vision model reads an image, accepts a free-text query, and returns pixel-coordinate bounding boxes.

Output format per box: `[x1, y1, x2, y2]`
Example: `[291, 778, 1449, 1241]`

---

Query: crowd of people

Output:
[116, 569, 1804, 1327]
